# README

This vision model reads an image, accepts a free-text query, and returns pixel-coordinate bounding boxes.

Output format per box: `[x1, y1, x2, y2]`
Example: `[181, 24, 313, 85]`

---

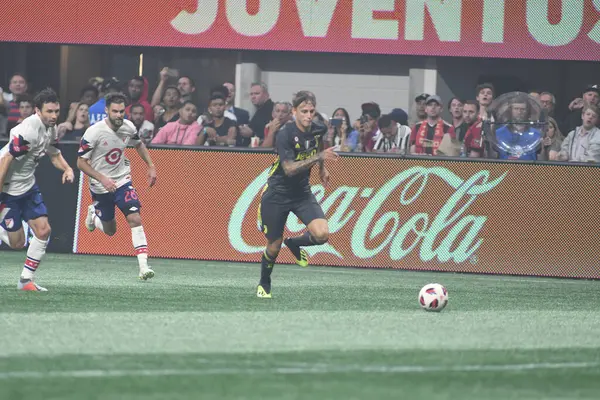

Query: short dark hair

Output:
[17, 94, 33, 106]
[33, 88, 59, 109]
[377, 114, 393, 129]
[130, 76, 144, 85]
[210, 85, 229, 98]
[105, 92, 128, 108]
[130, 103, 145, 114]
[463, 99, 480, 112]
[447, 97, 464, 110]
[476, 83, 495, 97]
[10, 72, 27, 82]
[208, 94, 226, 104]
[293, 91, 317, 108]
[180, 75, 196, 88]
[163, 86, 181, 98]
[80, 85, 99, 98]
[181, 100, 197, 109]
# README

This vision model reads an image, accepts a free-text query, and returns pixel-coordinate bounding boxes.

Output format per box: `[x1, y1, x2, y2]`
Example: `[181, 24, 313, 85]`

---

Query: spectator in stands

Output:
[325, 107, 354, 151]
[476, 83, 495, 120]
[223, 82, 250, 125]
[238, 82, 274, 146]
[151, 101, 201, 146]
[410, 95, 455, 156]
[372, 112, 411, 154]
[66, 85, 99, 126]
[356, 102, 381, 152]
[462, 100, 484, 157]
[198, 94, 237, 147]
[178, 75, 196, 104]
[0, 73, 29, 135]
[564, 84, 600, 133]
[207, 85, 238, 122]
[89, 77, 120, 125]
[539, 92, 556, 118]
[155, 86, 181, 131]
[57, 102, 90, 141]
[558, 104, 600, 163]
[494, 96, 541, 160]
[448, 97, 467, 142]
[412, 93, 428, 126]
[125, 76, 154, 123]
[529, 91, 540, 100]
[16, 95, 34, 124]
[539, 117, 563, 161]
[261, 101, 292, 147]
[129, 104, 155, 145]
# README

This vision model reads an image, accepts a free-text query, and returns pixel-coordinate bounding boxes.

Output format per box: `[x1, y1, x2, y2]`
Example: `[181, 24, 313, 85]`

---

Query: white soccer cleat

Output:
[85, 205, 96, 232]
[139, 267, 155, 281]
[18, 279, 48, 292]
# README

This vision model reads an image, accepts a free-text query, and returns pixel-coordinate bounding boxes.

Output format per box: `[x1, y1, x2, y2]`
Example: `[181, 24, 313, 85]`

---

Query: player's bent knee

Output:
[34, 225, 52, 241]
[126, 214, 142, 228]
[312, 231, 329, 245]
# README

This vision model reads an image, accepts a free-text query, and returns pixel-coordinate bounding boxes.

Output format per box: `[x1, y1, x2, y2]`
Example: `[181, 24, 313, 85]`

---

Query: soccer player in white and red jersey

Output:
[77, 93, 157, 280]
[0, 88, 75, 291]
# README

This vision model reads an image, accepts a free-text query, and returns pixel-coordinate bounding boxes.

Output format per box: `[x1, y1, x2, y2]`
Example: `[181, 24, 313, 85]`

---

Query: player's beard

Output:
[110, 117, 124, 128]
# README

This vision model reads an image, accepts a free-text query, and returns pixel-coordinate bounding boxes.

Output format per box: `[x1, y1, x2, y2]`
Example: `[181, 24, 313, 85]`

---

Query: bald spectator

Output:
[238, 82, 274, 147]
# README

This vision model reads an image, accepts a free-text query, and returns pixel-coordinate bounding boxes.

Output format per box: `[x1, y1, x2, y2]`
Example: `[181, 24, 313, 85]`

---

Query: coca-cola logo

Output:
[228, 166, 507, 263]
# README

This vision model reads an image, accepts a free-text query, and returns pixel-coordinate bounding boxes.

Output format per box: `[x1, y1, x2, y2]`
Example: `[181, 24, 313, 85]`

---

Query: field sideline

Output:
[1, 251, 599, 399]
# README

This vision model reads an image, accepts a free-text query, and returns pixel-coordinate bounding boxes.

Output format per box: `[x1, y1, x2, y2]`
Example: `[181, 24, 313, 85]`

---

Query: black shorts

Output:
[258, 187, 325, 241]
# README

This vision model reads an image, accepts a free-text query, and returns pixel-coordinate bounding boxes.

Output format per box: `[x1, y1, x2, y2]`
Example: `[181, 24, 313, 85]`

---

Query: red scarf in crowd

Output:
[416, 119, 445, 155]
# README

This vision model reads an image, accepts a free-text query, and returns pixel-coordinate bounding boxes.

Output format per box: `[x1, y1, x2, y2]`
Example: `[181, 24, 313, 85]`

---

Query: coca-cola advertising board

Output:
[3, 1, 600, 61]
[73, 149, 600, 279]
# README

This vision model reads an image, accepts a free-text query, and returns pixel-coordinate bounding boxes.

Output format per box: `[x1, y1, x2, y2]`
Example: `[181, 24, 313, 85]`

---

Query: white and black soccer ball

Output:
[418, 283, 448, 312]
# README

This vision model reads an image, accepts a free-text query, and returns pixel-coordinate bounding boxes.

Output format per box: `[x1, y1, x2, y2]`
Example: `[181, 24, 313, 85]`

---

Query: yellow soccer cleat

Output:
[284, 238, 309, 268]
[256, 284, 272, 299]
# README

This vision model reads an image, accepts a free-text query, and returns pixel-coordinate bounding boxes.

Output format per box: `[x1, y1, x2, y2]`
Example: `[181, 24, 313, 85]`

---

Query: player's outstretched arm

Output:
[282, 147, 339, 177]
[49, 153, 74, 184]
[0, 152, 15, 191]
[135, 142, 157, 187]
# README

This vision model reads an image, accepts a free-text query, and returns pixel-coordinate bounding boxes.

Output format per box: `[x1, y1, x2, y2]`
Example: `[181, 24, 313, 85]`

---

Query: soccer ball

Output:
[418, 283, 448, 312]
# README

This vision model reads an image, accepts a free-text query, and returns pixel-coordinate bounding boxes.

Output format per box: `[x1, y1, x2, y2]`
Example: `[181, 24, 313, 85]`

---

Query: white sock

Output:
[21, 235, 47, 280]
[131, 226, 149, 269]
[94, 216, 105, 233]
[0, 226, 9, 246]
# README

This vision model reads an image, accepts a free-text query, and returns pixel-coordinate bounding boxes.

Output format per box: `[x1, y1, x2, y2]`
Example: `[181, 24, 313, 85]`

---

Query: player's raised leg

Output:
[284, 195, 328, 267]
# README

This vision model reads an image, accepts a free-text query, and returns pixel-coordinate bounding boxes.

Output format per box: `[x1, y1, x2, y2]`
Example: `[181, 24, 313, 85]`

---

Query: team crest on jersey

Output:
[294, 136, 299, 142]
[105, 148, 123, 165]
[4, 218, 14, 229]
[103, 141, 108, 146]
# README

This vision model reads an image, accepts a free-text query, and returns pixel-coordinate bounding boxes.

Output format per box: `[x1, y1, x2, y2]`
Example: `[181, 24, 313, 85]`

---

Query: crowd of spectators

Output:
[1, 69, 600, 163]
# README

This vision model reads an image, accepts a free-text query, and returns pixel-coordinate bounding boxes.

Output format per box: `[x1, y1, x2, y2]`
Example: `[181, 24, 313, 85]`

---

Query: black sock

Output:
[286, 232, 316, 248]
[260, 250, 276, 289]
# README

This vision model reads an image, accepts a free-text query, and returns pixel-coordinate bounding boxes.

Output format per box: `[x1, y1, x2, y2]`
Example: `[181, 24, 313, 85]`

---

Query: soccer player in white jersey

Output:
[0, 88, 75, 291]
[77, 93, 157, 280]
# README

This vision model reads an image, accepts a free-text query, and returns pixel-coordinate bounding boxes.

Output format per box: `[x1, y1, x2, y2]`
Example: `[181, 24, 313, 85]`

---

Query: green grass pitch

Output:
[1, 251, 599, 399]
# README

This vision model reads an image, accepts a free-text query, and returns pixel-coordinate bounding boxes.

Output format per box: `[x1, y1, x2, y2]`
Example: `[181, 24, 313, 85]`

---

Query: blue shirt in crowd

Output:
[495, 125, 541, 160]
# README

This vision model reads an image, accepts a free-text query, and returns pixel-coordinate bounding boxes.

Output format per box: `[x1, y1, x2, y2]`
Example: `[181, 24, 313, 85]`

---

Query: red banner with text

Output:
[74, 148, 600, 279]
[3, 1, 600, 61]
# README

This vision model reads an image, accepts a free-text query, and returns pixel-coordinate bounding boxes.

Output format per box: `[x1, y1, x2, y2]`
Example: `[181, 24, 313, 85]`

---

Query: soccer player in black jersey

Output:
[256, 91, 339, 298]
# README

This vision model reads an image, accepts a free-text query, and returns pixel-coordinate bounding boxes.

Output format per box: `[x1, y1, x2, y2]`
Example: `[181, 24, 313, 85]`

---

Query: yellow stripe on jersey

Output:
[268, 157, 280, 176]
